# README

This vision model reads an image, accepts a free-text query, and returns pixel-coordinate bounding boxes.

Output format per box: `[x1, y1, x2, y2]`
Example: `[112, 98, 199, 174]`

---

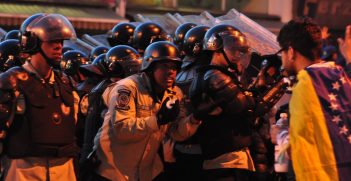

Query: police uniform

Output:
[0, 61, 79, 181]
[191, 66, 256, 171]
[80, 45, 141, 167]
[94, 72, 200, 181]
[187, 24, 287, 181]
[173, 53, 212, 181]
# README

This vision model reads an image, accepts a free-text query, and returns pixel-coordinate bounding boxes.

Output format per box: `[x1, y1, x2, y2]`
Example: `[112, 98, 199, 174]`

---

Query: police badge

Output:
[115, 89, 131, 110]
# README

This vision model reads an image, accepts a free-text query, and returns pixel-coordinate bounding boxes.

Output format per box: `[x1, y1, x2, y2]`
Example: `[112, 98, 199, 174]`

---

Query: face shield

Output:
[28, 14, 77, 42]
[221, 34, 251, 73]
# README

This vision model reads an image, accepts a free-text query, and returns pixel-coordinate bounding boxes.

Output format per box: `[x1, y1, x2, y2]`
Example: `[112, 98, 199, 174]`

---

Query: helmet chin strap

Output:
[39, 46, 60, 69]
[220, 48, 239, 74]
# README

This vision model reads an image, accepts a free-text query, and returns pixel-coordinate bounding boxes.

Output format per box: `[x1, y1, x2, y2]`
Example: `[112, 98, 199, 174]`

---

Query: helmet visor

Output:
[222, 35, 251, 71]
[28, 14, 77, 42]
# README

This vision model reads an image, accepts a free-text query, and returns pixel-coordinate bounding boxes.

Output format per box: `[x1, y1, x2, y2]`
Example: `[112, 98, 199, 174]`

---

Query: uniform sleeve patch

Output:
[115, 89, 131, 110]
[79, 94, 89, 115]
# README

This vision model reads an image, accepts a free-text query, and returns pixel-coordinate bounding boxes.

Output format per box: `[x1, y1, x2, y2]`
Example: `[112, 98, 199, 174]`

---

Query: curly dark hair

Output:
[277, 17, 322, 61]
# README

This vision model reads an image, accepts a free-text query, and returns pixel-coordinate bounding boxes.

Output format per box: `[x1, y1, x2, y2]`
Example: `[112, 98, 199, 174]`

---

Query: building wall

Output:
[227, 0, 269, 14]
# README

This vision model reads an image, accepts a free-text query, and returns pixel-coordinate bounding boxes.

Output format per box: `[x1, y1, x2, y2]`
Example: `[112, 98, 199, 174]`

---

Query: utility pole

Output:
[221, 0, 227, 11]
[172, 0, 177, 8]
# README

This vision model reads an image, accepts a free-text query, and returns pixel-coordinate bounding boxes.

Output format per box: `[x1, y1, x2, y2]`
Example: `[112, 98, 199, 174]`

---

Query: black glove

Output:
[157, 97, 180, 126]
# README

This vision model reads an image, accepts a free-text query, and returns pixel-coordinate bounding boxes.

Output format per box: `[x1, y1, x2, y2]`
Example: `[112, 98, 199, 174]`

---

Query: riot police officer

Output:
[173, 23, 196, 57]
[189, 24, 285, 181]
[60, 49, 90, 85]
[0, 13, 79, 181]
[133, 22, 170, 54]
[91, 41, 201, 181]
[172, 25, 211, 181]
[2, 29, 20, 41]
[80, 45, 142, 180]
[89, 45, 109, 62]
[107, 22, 136, 47]
[80, 53, 108, 78]
[0, 39, 21, 73]
[176, 25, 211, 96]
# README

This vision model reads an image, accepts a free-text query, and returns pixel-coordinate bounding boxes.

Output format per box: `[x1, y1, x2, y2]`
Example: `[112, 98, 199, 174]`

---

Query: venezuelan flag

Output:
[289, 62, 351, 181]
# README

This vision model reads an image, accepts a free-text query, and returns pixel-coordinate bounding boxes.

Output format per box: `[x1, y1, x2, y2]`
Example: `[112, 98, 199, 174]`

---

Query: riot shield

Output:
[173, 13, 188, 24]
[130, 22, 142, 27]
[82, 34, 110, 47]
[140, 13, 182, 35]
[63, 38, 94, 55]
[90, 34, 111, 47]
[216, 8, 280, 55]
[198, 11, 220, 26]
[134, 14, 152, 23]
[179, 12, 215, 26]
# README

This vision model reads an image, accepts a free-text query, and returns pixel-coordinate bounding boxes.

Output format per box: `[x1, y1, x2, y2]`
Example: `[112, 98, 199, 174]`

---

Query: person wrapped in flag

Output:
[277, 17, 351, 181]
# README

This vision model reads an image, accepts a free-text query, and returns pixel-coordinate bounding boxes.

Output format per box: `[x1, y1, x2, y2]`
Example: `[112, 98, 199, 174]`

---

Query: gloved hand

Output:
[254, 79, 288, 117]
[157, 97, 180, 126]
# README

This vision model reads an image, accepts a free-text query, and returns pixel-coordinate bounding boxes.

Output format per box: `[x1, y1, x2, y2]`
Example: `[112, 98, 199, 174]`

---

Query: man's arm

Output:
[0, 89, 16, 140]
[338, 25, 351, 77]
[0, 69, 24, 141]
[110, 83, 161, 143]
[167, 86, 201, 142]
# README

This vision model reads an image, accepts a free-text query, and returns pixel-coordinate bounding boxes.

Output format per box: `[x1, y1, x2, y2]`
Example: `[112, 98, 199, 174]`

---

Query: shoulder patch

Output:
[115, 89, 131, 110]
[79, 94, 89, 115]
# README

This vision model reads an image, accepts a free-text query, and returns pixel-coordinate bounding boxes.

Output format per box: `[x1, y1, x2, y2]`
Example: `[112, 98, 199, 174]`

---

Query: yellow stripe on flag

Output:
[290, 70, 339, 181]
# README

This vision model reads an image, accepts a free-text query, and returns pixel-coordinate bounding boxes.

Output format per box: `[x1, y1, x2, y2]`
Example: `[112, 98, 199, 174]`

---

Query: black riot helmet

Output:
[20, 13, 77, 54]
[60, 50, 89, 76]
[62, 46, 74, 54]
[79, 53, 107, 77]
[183, 25, 210, 57]
[0, 39, 21, 72]
[108, 22, 136, 47]
[173, 23, 197, 50]
[3, 30, 20, 41]
[105, 45, 142, 78]
[204, 24, 250, 73]
[20, 13, 45, 32]
[133, 22, 170, 54]
[141, 41, 181, 72]
[89, 46, 109, 62]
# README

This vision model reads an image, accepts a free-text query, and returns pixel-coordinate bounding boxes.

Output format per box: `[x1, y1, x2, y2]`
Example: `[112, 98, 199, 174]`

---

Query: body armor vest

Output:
[175, 57, 206, 146]
[190, 65, 252, 159]
[176, 57, 198, 114]
[3, 67, 77, 158]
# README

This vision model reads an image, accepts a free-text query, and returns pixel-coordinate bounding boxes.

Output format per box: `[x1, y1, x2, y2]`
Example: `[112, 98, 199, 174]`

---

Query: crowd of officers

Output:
[0, 13, 299, 181]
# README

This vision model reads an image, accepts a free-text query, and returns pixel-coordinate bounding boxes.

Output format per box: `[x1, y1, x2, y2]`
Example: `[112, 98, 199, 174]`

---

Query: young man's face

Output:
[281, 48, 295, 75]
[152, 61, 178, 90]
[40, 40, 63, 66]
